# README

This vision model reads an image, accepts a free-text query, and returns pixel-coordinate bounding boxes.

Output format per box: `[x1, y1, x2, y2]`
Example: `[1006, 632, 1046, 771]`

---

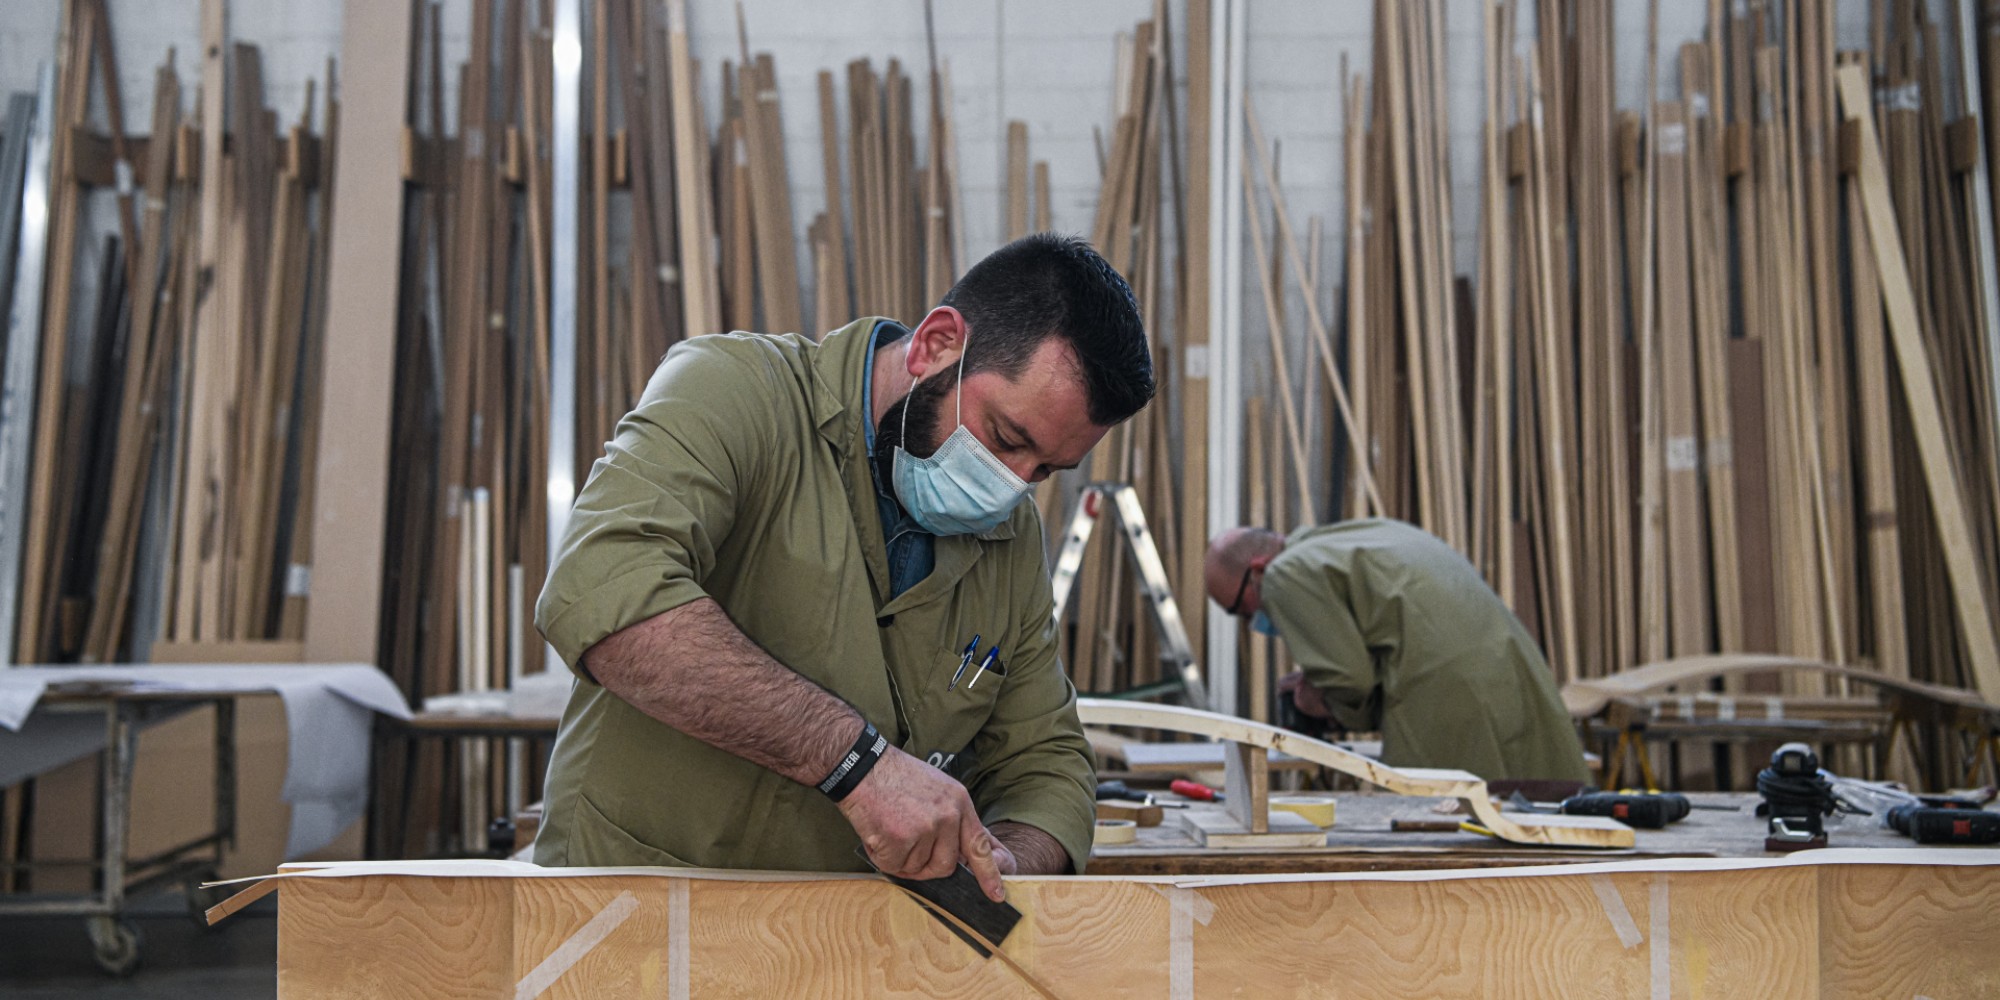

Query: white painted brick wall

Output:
[0, 0, 1877, 344]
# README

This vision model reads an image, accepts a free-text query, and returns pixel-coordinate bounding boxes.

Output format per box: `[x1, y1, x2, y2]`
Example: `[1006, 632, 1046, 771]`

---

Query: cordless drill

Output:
[1559, 791, 1691, 829]
[1886, 800, 2000, 845]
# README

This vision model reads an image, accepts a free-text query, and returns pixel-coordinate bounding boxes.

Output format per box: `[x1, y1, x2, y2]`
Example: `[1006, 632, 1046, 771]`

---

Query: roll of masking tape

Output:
[1093, 818, 1138, 846]
[1271, 795, 1338, 829]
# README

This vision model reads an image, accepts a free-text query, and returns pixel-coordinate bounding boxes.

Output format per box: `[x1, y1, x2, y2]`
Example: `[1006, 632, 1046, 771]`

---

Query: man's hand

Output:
[836, 746, 1010, 902]
[1279, 669, 1331, 719]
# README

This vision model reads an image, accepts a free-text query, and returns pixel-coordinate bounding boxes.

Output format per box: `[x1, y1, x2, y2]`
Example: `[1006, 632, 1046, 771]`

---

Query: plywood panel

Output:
[1194, 868, 1812, 999]
[277, 875, 513, 999]
[512, 877, 677, 999]
[265, 857, 2000, 999]
[1819, 863, 2000, 999]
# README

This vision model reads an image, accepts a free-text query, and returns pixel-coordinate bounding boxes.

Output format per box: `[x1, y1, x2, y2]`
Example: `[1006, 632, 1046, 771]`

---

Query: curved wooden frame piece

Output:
[1076, 699, 1634, 849]
[1559, 654, 2000, 724]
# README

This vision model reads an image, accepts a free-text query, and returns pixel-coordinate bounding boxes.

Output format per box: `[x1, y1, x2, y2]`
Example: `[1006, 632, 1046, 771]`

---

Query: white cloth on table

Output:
[0, 664, 411, 857]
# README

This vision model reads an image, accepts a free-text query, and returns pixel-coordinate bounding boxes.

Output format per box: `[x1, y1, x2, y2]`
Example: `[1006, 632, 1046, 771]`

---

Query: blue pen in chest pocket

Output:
[947, 634, 980, 691]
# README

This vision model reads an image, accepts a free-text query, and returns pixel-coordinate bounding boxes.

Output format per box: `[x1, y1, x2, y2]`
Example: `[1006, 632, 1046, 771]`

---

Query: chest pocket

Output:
[893, 633, 1006, 781]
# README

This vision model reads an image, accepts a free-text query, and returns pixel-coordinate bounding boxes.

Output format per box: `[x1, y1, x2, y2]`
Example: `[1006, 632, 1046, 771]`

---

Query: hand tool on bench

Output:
[856, 848, 1019, 958]
[1559, 791, 1691, 829]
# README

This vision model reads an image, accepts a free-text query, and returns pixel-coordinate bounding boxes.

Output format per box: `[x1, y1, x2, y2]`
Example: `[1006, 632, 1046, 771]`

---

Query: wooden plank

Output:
[1728, 339, 1780, 655]
[1032, 160, 1050, 232]
[1680, 44, 1743, 654]
[1005, 119, 1028, 241]
[1845, 139, 1907, 684]
[745, 52, 802, 334]
[1837, 63, 2000, 702]
[16, 1, 94, 661]
[1178, 808, 1324, 849]
[1655, 101, 1711, 657]
[1522, 56, 1581, 678]
[1635, 0, 1667, 667]
[1170, 0, 1210, 700]
[302, 0, 413, 663]
[665, 0, 718, 338]
[815, 70, 850, 325]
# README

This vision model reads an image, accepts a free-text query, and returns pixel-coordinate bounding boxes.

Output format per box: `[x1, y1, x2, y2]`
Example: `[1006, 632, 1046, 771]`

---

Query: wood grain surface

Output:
[270, 856, 2000, 998]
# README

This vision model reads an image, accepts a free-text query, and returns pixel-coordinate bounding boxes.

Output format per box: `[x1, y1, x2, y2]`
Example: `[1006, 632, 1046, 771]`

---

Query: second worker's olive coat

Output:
[531, 317, 1096, 873]
[1260, 519, 1591, 783]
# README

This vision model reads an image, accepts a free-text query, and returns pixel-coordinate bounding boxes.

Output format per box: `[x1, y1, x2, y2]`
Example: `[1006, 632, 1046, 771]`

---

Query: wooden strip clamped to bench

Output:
[1077, 699, 1634, 849]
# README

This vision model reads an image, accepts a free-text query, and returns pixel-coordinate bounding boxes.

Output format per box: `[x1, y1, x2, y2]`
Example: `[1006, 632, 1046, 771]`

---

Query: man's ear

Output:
[905, 306, 968, 379]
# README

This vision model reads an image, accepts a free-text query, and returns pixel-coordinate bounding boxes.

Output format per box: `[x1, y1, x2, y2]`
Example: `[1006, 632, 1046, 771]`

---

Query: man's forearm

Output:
[991, 821, 1071, 875]
[582, 597, 862, 786]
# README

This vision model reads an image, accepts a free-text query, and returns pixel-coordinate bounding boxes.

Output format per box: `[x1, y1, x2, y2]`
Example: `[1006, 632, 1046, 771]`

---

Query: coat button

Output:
[876, 615, 894, 627]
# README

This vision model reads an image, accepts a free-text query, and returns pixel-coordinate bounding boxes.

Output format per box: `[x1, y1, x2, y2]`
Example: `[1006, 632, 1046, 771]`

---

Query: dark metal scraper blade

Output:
[856, 847, 1022, 957]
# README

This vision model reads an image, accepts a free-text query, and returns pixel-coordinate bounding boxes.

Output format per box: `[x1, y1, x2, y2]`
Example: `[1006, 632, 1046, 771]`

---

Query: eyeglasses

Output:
[1223, 564, 1254, 616]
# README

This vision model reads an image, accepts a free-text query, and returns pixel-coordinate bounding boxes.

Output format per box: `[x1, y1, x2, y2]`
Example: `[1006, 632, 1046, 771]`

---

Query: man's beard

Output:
[873, 366, 958, 484]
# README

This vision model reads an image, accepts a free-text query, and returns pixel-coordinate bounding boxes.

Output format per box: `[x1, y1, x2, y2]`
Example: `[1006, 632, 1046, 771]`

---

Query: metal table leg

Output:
[86, 704, 142, 976]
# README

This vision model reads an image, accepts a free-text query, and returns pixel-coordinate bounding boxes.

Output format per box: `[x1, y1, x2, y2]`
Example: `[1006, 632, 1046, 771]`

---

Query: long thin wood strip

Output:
[1033, 161, 1050, 233]
[665, 0, 717, 337]
[1241, 100, 1383, 515]
[1680, 43, 1743, 653]
[746, 52, 802, 334]
[1240, 150, 1314, 519]
[17, 2, 95, 659]
[1006, 120, 1029, 241]
[1837, 63, 2000, 702]
[1523, 55, 1580, 678]
[1842, 113, 1907, 685]
[1635, 0, 1666, 666]
[815, 70, 851, 325]
[83, 0, 139, 294]
[1655, 100, 1711, 658]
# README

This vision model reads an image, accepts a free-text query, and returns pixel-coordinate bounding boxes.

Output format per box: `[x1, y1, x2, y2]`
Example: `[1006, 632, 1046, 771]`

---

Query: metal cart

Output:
[1, 684, 237, 975]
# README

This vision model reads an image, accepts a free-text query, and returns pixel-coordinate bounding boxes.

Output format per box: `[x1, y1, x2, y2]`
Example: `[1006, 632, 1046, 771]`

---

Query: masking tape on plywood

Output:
[1270, 796, 1337, 828]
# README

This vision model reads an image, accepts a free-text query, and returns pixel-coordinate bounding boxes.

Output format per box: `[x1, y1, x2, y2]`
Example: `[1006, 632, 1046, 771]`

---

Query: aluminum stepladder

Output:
[1049, 482, 1210, 710]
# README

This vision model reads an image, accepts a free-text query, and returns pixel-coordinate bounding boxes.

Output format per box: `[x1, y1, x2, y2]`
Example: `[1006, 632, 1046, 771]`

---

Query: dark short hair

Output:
[941, 233, 1154, 426]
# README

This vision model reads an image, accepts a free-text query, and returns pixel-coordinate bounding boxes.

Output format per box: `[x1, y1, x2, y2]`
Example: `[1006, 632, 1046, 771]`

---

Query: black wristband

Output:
[817, 721, 888, 802]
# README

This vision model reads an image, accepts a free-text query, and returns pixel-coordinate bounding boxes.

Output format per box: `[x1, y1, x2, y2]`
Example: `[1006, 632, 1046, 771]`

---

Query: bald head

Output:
[1204, 526, 1286, 615]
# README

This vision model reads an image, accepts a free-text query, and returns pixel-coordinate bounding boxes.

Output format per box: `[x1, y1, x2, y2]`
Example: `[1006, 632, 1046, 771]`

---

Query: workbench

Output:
[1088, 790, 1935, 875]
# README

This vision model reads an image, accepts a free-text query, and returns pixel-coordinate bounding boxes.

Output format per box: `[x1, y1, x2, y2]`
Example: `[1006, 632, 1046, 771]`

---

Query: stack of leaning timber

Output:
[1239, 0, 2000, 790]
[0, 0, 336, 667]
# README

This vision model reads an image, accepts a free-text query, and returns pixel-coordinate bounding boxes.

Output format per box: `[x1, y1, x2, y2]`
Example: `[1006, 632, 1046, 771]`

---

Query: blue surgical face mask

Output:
[891, 341, 1033, 536]
[1250, 610, 1280, 637]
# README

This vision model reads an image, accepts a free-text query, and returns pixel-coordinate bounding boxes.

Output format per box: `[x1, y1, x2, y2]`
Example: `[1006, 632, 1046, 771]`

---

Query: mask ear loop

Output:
[900, 328, 970, 448]
[952, 332, 969, 427]
[899, 339, 920, 447]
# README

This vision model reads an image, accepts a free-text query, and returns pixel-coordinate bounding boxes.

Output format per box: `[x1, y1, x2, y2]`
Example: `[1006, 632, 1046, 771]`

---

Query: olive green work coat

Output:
[532, 317, 1095, 873]
[1261, 519, 1591, 783]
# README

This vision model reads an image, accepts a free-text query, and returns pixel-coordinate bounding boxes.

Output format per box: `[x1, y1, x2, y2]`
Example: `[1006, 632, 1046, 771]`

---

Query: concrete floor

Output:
[0, 893, 275, 999]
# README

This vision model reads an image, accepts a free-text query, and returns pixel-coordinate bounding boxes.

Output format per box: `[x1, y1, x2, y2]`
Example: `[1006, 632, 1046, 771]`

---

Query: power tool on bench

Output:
[1756, 742, 1854, 851]
[1558, 790, 1691, 829]
[1885, 797, 2000, 845]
